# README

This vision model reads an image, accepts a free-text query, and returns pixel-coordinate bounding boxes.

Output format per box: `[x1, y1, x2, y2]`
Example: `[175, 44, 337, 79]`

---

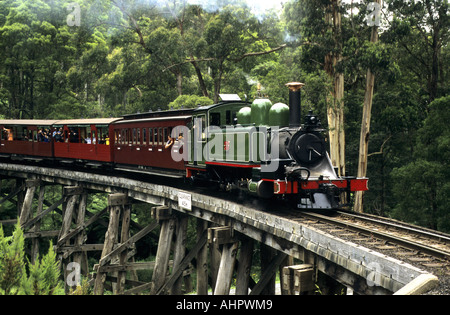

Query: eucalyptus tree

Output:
[0, 0, 77, 118]
[386, 0, 449, 103]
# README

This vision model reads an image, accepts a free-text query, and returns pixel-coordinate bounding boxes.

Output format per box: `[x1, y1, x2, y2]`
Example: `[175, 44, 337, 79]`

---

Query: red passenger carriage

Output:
[113, 111, 192, 177]
[53, 118, 121, 163]
[0, 120, 57, 160]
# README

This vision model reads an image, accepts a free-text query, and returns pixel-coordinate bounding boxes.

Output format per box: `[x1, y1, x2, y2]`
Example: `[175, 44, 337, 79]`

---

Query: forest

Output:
[0, 0, 448, 232]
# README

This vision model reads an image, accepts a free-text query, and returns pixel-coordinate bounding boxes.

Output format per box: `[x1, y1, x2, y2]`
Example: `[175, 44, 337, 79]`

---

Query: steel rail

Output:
[337, 210, 450, 244]
[298, 211, 450, 261]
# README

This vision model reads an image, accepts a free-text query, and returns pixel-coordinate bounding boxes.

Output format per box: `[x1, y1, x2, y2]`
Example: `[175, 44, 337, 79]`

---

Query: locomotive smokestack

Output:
[286, 82, 305, 128]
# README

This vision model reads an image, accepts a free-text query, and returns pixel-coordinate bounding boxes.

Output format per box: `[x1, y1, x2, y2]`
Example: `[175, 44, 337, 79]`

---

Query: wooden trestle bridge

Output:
[0, 163, 438, 295]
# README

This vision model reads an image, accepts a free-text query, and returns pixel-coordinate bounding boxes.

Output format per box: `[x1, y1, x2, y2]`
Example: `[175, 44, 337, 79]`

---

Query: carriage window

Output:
[68, 128, 79, 143]
[195, 115, 206, 142]
[210, 113, 221, 126]
[96, 126, 109, 145]
[81, 127, 92, 144]
[226, 110, 231, 125]
[15, 127, 28, 141]
[148, 128, 153, 145]
[13, 127, 18, 140]
[163, 128, 168, 145]
[158, 128, 163, 145]
[137, 128, 141, 145]
[143, 128, 147, 145]
[120, 129, 126, 144]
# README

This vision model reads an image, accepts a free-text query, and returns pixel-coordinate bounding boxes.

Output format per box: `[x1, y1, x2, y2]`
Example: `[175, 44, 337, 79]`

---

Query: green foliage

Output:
[168, 95, 213, 109]
[0, 0, 448, 233]
[391, 96, 450, 231]
[0, 223, 61, 295]
[68, 278, 91, 295]
[0, 222, 25, 295]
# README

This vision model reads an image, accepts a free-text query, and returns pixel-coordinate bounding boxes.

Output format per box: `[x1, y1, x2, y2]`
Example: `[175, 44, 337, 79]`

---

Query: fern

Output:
[0, 223, 61, 295]
[0, 222, 26, 295]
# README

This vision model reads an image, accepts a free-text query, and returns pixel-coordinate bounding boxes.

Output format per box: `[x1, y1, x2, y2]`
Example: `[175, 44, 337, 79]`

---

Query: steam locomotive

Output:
[0, 82, 367, 209]
[183, 82, 368, 209]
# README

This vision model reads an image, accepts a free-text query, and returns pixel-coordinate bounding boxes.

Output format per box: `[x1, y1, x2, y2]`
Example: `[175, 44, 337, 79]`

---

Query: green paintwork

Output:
[188, 101, 252, 166]
[251, 99, 272, 126]
[237, 107, 252, 125]
[269, 103, 290, 127]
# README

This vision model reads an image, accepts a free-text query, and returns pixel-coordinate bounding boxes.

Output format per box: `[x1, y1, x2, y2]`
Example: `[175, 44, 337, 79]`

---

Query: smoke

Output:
[119, 0, 287, 16]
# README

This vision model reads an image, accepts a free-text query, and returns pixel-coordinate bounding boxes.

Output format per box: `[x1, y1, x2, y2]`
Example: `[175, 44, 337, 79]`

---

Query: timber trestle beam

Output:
[0, 173, 299, 295]
[0, 164, 438, 295]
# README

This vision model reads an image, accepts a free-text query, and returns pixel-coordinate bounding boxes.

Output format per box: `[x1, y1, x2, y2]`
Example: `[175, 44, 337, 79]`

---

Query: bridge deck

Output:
[0, 163, 437, 295]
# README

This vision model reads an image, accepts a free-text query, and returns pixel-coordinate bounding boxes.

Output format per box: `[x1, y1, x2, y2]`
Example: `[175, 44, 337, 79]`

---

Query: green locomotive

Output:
[183, 83, 368, 209]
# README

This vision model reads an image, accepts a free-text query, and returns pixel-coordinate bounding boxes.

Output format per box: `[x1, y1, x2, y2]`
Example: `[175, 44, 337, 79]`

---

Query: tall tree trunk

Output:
[429, 28, 440, 103]
[190, 55, 209, 98]
[354, 0, 381, 213]
[212, 62, 224, 104]
[325, 0, 345, 177]
[176, 71, 183, 96]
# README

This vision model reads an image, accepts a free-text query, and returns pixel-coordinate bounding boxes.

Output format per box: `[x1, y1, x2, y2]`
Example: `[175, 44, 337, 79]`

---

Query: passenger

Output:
[100, 135, 109, 145]
[69, 129, 79, 143]
[85, 133, 92, 144]
[41, 129, 49, 143]
[54, 128, 63, 142]
[21, 128, 27, 141]
[165, 135, 174, 149]
[44, 129, 50, 142]
[38, 129, 45, 142]
[4, 128, 13, 141]
[7, 129, 13, 141]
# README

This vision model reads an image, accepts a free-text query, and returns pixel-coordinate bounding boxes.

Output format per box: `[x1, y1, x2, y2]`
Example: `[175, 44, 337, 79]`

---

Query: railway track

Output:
[280, 209, 450, 274]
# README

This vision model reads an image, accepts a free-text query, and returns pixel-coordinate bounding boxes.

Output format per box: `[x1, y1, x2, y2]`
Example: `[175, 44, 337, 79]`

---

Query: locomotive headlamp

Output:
[304, 110, 321, 128]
